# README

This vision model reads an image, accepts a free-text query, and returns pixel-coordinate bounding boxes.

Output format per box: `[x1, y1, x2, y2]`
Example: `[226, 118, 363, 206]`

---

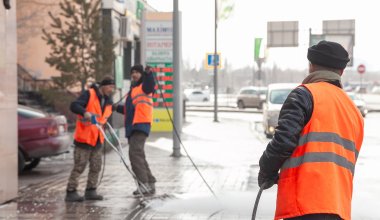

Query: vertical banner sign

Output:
[136, 0, 144, 20]
[254, 38, 262, 61]
[144, 12, 173, 132]
[115, 56, 124, 89]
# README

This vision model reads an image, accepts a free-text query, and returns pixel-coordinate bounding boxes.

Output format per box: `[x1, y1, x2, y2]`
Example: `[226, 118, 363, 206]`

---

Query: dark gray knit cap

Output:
[307, 40, 350, 69]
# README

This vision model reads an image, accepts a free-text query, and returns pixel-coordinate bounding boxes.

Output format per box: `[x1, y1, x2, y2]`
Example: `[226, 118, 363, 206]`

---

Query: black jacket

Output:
[70, 84, 113, 149]
[116, 72, 155, 138]
[259, 80, 341, 176]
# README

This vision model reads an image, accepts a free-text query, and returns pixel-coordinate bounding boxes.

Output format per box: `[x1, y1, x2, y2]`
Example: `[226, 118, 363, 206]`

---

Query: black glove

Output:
[258, 170, 279, 190]
[145, 65, 152, 74]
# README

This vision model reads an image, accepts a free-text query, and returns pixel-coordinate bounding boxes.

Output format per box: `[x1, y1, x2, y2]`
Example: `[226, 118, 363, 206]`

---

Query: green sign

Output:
[254, 38, 262, 61]
[136, 0, 144, 20]
[115, 56, 123, 89]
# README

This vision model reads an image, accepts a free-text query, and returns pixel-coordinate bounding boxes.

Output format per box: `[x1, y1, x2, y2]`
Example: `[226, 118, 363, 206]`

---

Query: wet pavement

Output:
[1, 112, 272, 219]
[1, 111, 380, 219]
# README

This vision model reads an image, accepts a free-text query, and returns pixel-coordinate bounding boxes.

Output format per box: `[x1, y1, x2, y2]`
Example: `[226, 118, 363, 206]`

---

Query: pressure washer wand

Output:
[251, 182, 269, 220]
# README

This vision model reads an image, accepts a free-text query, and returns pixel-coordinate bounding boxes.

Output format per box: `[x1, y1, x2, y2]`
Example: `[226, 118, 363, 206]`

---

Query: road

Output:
[4, 111, 380, 219]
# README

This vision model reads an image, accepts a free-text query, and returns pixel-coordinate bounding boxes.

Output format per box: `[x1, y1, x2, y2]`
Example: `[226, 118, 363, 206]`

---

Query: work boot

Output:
[84, 188, 103, 200]
[132, 183, 153, 196]
[65, 190, 84, 202]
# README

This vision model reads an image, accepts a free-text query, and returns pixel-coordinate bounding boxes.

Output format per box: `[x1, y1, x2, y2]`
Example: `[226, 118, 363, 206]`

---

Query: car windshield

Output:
[258, 89, 267, 95]
[269, 89, 292, 104]
[192, 91, 203, 95]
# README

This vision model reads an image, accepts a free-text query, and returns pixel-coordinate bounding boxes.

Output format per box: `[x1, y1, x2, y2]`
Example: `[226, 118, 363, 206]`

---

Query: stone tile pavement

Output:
[0, 112, 275, 220]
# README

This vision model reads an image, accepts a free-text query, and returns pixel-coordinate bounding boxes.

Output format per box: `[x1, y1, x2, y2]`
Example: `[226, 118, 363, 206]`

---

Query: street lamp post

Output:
[213, 0, 219, 122]
[172, 0, 181, 157]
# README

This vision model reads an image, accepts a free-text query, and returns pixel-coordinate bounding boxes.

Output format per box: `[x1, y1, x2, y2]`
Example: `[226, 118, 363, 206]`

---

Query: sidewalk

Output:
[0, 112, 276, 219]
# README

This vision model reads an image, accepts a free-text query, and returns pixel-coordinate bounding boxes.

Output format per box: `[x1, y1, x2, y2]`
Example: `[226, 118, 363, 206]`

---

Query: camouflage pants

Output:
[66, 145, 103, 191]
[129, 131, 156, 184]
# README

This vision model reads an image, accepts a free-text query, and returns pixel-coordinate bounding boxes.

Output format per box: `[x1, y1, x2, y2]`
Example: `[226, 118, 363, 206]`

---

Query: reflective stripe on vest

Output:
[275, 82, 364, 220]
[131, 84, 153, 124]
[282, 150, 355, 175]
[282, 132, 359, 175]
[298, 132, 359, 159]
[74, 88, 113, 147]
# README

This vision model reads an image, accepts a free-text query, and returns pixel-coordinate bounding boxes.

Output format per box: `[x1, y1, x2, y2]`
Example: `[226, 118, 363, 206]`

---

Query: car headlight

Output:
[259, 94, 266, 101]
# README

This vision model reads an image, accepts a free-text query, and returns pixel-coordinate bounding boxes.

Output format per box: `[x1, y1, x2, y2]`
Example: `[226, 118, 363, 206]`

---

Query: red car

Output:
[18, 105, 71, 173]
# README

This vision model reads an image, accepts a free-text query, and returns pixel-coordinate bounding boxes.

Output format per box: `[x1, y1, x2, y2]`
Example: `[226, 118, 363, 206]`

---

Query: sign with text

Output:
[143, 12, 173, 131]
[144, 14, 173, 63]
[115, 56, 124, 89]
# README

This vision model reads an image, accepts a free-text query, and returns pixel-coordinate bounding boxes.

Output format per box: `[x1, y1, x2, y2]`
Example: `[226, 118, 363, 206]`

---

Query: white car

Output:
[347, 92, 368, 117]
[184, 89, 210, 102]
[263, 83, 299, 138]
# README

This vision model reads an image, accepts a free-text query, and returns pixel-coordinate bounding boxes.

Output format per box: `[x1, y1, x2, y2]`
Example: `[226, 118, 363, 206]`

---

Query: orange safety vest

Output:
[130, 84, 153, 124]
[74, 88, 113, 147]
[275, 82, 364, 220]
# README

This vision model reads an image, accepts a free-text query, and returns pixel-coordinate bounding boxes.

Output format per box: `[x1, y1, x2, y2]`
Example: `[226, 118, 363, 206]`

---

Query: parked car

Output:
[184, 89, 210, 102]
[347, 92, 368, 117]
[18, 105, 71, 173]
[236, 86, 267, 109]
[263, 83, 299, 138]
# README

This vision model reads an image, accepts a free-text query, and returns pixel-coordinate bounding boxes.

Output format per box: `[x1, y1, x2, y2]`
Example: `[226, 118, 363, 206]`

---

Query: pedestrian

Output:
[65, 75, 115, 202]
[116, 64, 156, 195]
[257, 41, 364, 220]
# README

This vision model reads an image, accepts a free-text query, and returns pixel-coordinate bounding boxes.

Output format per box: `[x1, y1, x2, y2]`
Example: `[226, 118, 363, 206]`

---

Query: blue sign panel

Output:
[207, 54, 220, 66]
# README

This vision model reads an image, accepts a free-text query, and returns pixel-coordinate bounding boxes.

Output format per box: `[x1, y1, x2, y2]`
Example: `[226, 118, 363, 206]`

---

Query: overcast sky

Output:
[146, 0, 380, 72]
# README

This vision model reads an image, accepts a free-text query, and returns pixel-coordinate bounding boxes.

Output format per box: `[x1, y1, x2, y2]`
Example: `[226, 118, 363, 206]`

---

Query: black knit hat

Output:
[307, 40, 350, 69]
[131, 64, 144, 74]
[99, 75, 115, 86]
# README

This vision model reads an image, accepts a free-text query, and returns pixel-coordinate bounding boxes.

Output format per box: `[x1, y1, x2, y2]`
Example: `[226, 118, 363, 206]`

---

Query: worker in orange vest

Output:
[258, 41, 364, 220]
[65, 75, 115, 202]
[116, 64, 156, 195]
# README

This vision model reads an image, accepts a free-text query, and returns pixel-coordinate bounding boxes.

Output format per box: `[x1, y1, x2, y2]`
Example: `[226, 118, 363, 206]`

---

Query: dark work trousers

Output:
[285, 214, 342, 220]
[66, 145, 103, 191]
[128, 131, 156, 184]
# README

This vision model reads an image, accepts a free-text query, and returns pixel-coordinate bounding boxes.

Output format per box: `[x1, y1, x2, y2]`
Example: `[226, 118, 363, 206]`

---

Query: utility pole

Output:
[213, 0, 219, 122]
[172, 0, 181, 157]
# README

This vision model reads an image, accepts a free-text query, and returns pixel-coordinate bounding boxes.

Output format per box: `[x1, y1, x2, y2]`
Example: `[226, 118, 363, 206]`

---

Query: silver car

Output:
[263, 83, 299, 138]
[236, 86, 267, 109]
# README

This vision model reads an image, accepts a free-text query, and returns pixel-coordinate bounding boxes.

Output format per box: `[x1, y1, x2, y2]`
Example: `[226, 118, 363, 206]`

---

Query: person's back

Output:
[275, 81, 363, 220]
[257, 41, 364, 220]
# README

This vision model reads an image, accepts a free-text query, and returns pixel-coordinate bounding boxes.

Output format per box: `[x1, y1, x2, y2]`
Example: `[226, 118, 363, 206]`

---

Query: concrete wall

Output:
[0, 3, 18, 203]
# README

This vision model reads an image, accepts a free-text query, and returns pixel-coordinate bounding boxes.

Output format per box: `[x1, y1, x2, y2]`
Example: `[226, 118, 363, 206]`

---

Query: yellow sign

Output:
[151, 108, 173, 132]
